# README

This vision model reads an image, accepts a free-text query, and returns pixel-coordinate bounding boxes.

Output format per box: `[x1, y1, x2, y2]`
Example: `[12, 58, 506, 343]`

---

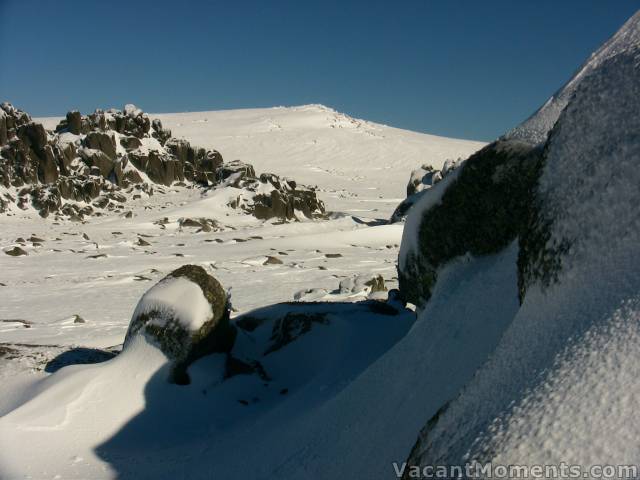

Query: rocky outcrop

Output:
[124, 265, 236, 384]
[0, 102, 325, 221]
[221, 164, 326, 221]
[390, 159, 461, 223]
[398, 140, 543, 308]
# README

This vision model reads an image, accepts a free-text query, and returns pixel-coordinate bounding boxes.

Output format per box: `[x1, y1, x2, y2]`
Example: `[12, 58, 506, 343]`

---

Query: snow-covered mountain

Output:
[0, 104, 481, 478]
[1, 8, 639, 479]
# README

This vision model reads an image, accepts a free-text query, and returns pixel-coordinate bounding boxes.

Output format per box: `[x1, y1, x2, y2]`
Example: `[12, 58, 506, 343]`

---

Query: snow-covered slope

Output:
[1, 105, 482, 478]
[157, 105, 484, 216]
[4, 8, 639, 477]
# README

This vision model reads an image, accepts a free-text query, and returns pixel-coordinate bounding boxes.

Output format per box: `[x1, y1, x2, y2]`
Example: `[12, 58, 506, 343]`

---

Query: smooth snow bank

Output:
[414, 32, 640, 467]
[258, 243, 520, 479]
[506, 10, 640, 145]
[132, 276, 213, 332]
[0, 335, 167, 479]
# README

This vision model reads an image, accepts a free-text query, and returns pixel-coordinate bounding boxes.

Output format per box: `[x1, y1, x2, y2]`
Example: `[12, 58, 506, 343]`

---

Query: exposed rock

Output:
[391, 159, 461, 223]
[66, 111, 82, 135]
[119, 135, 142, 151]
[339, 274, 386, 295]
[218, 159, 256, 184]
[264, 256, 283, 265]
[179, 217, 219, 231]
[84, 131, 116, 160]
[406, 164, 438, 197]
[78, 148, 114, 179]
[38, 145, 60, 184]
[264, 312, 329, 355]
[17, 122, 47, 151]
[398, 140, 543, 309]
[28, 184, 62, 217]
[1, 103, 325, 223]
[151, 118, 171, 145]
[5, 246, 27, 256]
[124, 265, 236, 384]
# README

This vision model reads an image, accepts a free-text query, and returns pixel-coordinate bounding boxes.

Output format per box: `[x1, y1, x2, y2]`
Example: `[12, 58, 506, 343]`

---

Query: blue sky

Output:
[0, 0, 637, 141]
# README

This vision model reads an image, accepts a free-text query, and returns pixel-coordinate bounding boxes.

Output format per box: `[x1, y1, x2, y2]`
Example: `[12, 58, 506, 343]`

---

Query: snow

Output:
[0, 104, 483, 479]
[131, 276, 213, 332]
[409, 18, 640, 468]
[0, 334, 167, 480]
[11, 24, 640, 473]
[123, 104, 143, 117]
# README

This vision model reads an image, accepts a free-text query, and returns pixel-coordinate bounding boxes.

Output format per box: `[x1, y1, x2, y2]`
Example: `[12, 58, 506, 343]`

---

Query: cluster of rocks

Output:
[221, 163, 326, 221]
[389, 158, 461, 223]
[0, 102, 325, 221]
[124, 265, 405, 385]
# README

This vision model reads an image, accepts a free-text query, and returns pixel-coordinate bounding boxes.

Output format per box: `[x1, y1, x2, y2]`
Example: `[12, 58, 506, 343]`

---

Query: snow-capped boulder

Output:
[406, 164, 439, 197]
[222, 165, 326, 221]
[403, 12, 640, 469]
[390, 159, 461, 223]
[124, 264, 236, 384]
[398, 139, 542, 308]
[339, 274, 386, 296]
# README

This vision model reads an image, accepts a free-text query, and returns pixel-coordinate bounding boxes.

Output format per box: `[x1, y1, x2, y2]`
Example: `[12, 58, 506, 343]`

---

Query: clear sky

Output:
[0, 0, 637, 141]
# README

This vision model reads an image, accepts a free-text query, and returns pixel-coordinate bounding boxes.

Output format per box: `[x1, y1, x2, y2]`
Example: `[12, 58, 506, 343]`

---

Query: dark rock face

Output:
[218, 160, 256, 184]
[38, 146, 60, 184]
[66, 111, 82, 135]
[4, 246, 28, 256]
[264, 312, 329, 355]
[124, 265, 236, 384]
[164, 137, 224, 186]
[119, 135, 142, 151]
[398, 140, 543, 308]
[84, 131, 117, 160]
[79, 148, 114, 178]
[151, 118, 172, 145]
[221, 165, 325, 221]
[17, 122, 47, 151]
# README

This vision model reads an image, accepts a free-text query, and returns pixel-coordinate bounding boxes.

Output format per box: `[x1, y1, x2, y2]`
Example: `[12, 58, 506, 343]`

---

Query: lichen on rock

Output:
[398, 140, 543, 308]
[124, 264, 236, 384]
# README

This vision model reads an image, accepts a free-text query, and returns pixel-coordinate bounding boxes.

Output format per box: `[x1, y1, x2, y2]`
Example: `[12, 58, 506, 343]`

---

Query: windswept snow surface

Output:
[0, 106, 483, 478]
